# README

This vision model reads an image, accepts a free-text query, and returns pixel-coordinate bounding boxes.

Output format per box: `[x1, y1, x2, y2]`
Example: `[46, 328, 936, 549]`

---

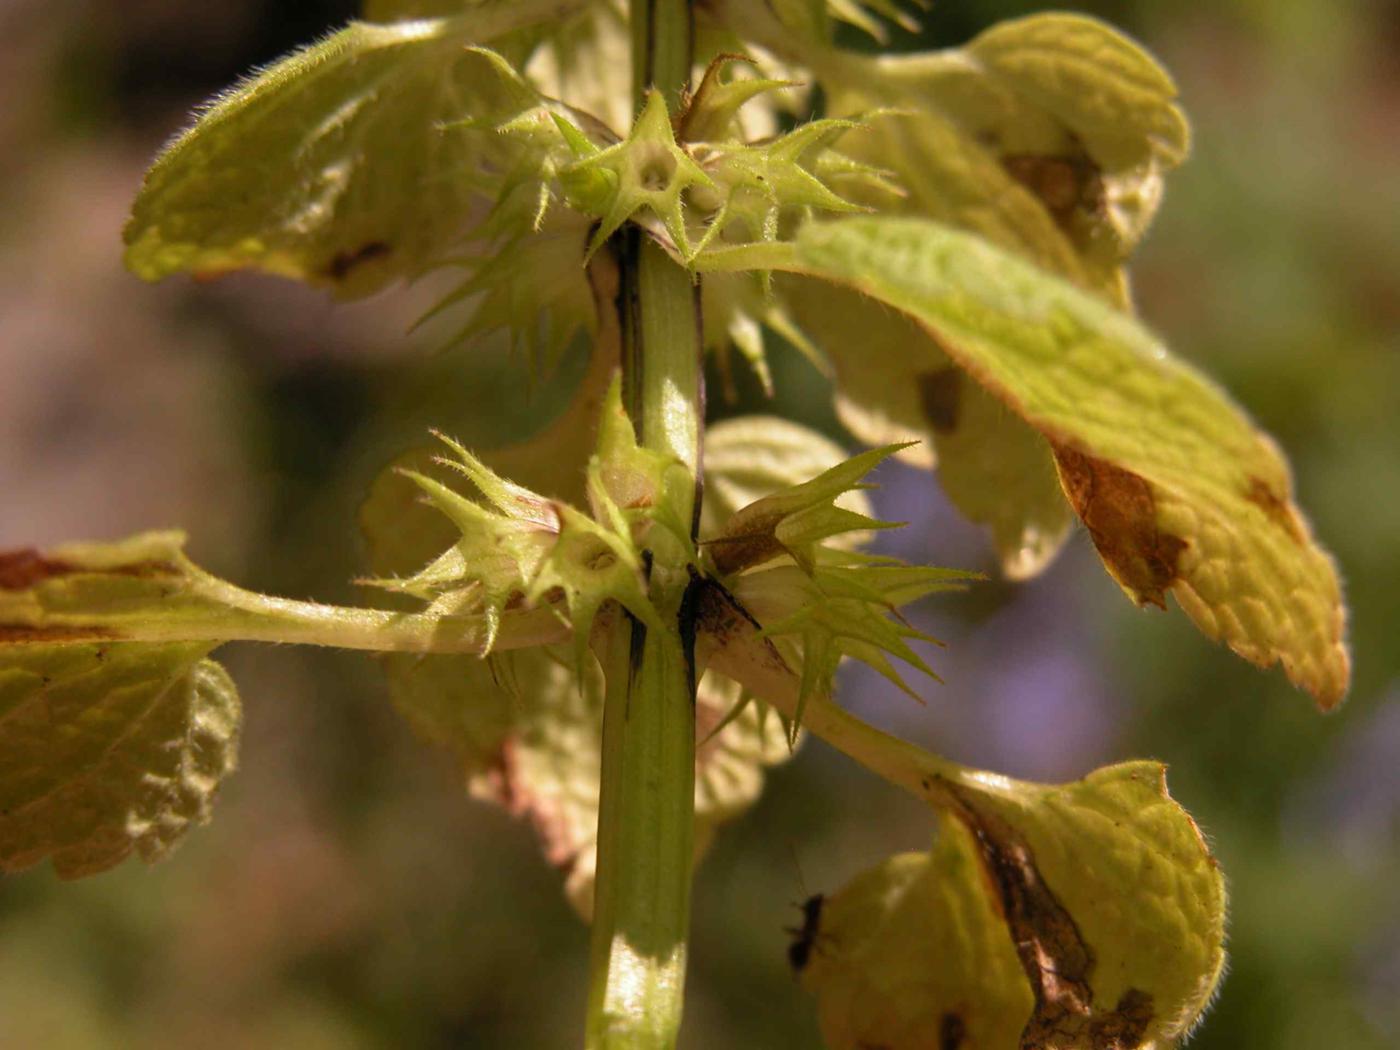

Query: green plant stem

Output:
[586, 3, 701, 1047]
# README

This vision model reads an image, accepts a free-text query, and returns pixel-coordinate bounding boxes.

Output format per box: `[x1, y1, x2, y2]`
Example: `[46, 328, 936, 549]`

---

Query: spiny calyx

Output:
[559, 69, 893, 264]
[702, 444, 979, 735]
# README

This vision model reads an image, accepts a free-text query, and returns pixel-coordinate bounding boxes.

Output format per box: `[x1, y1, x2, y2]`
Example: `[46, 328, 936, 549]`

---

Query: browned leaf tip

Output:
[1053, 445, 1186, 608]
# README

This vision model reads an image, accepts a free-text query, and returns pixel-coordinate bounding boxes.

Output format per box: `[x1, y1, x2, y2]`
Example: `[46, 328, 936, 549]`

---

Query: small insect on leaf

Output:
[787, 892, 826, 973]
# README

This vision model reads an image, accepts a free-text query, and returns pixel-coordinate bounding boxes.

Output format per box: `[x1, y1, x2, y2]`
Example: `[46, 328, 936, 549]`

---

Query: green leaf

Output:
[699, 591, 1227, 1047]
[125, 7, 586, 298]
[788, 216, 1351, 705]
[784, 280, 1074, 579]
[842, 13, 1189, 294]
[0, 642, 239, 879]
[804, 764, 1226, 1050]
[0, 523, 570, 880]
[803, 817, 1032, 1049]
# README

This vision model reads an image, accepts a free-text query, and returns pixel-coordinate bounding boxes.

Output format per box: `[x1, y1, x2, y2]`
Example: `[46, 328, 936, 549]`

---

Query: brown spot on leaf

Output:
[1086, 989, 1155, 1049]
[0, 550, 77, 590]
[1243, 476, 1305, 544]
[325, 241, 391, 281]
[1002, 151, 1105, 235]
[919, 367, 964, 435]
[940, 1012, 967, 1050]
[703, 523, 788, 576]
[1054, 446, 1186, 608]
[933, 779, 1095, 1046]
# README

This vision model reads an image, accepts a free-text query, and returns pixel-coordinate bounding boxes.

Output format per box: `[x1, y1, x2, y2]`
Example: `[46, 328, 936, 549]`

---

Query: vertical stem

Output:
[587, 4, 701, 1048]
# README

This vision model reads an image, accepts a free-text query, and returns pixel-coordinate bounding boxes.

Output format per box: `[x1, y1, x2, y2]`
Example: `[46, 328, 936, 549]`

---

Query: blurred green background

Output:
[0, 1, 1396, 1047]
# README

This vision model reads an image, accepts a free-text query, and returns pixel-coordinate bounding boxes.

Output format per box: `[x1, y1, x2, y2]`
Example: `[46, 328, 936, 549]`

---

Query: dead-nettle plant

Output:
[0, 1, 1351, 1047]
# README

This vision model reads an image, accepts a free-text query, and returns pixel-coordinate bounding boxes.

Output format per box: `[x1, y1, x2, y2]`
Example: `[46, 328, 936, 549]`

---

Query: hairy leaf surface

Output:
[804, 766, 1225, 1049]
[700, 594, 1227, 1048]
[0, 642, 239, 878]
[125, 8, 584, 297]
[786, 217, 1350, 707]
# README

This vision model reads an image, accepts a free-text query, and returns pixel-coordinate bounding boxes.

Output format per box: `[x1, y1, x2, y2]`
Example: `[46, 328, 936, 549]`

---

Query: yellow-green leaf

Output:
[0, 531, 553, 656]
[785, 280, 1073, 579]
[700, 596, 1227, 1048]
[804, 763, 1226, 1050]
[0, 642, 239, 878]
[804, 817, 1032, 1050]
[783, 216, 1350, 708]
[125, 7, 584, 298]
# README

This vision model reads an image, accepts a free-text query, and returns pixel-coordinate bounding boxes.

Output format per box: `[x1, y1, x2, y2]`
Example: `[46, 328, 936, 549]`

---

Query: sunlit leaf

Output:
[775, 216, 1351, 704]
[803, 763, 1226, 1049]
[697, 600, 1225, 1049]
[0, 523, 573, 879]
[841, 13, 1189, 295]
[0, 641, 239, 879]
[786, 281, 1073, 578]
[125, 7, 587, 297]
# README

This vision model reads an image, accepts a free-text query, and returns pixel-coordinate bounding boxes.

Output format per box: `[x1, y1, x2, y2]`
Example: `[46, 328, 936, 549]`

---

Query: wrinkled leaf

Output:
[743, 14, 1188, 578]
[0, 642, 239, 878]
[804, 761, 1226, 1050]
[783, 216, 1350, 707]
[125, 8, 584, 297]
[848, 13, 1189, 291]
[701, 587, 1227, 1047]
